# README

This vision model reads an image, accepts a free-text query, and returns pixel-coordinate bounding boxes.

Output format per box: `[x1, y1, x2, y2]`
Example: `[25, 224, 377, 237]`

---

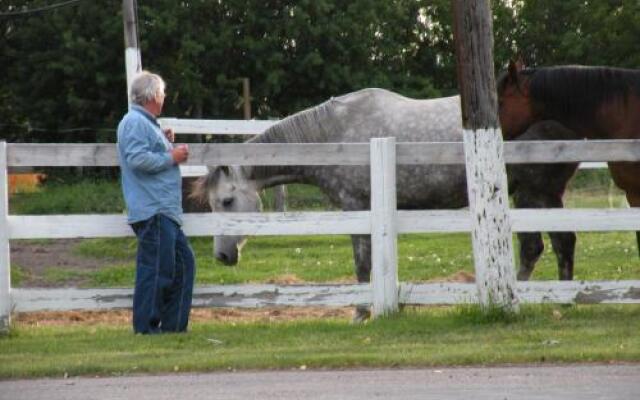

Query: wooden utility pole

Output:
[451, 0, 518, 312]
[242, 78, 251, 120]
[123, 0, 142, 100]
[242, 77, 287, 212]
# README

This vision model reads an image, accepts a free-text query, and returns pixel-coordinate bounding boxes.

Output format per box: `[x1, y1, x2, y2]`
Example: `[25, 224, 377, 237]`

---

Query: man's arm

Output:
[121, 120, 174, 173]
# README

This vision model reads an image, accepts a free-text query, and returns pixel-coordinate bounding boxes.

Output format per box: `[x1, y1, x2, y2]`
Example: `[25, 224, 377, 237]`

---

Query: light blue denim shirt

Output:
[117, 105, 183, 225]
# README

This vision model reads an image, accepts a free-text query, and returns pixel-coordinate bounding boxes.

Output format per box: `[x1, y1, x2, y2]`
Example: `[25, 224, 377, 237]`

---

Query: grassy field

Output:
[8, 169, 639, 287]
[1, 304, 639, 379]
[2, 169, 639, 379]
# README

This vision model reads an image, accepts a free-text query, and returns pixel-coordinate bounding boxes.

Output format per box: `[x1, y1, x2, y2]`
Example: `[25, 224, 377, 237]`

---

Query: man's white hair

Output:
[129, 71, 165, 105]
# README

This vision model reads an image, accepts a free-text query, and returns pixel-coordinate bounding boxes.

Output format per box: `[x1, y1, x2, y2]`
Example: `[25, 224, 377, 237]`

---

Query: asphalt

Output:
[1, 364, 639, 400]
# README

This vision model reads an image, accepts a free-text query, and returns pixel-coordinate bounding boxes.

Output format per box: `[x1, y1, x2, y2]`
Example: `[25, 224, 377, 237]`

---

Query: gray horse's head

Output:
[191, 165, 262, 265]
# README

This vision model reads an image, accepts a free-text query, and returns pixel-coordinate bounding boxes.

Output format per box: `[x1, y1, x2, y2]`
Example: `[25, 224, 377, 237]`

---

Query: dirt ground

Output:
[11, 239, 115, 287]
[14, 307, 355, 327]
[10, 239, 474, 326]
[8, 240, 355, 325]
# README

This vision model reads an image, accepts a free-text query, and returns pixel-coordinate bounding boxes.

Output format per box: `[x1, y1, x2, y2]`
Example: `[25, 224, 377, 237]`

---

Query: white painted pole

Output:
[125, 47, 142, 98]
[463, 129, 518, 309]
[370, 137, 398, 317]
[0, 142, 11, 333]
[123, 0, 142, 101]
[452, 0, 518, 313]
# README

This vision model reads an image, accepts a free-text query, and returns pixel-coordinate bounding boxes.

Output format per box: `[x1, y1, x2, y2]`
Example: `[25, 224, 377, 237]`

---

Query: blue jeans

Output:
[131, 214, 195, 334]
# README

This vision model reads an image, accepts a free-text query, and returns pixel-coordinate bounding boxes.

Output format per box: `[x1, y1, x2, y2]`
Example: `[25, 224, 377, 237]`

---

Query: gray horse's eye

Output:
[222, 197, 234, 208]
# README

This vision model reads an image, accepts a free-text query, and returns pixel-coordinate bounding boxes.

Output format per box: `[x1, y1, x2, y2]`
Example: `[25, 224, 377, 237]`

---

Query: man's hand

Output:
[163, 128, 175, 143]
[171, 144, 189, 164]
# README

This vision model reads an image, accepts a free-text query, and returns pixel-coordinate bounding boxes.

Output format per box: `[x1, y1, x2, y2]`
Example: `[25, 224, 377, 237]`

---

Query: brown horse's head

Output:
[497, 59, 540, 139]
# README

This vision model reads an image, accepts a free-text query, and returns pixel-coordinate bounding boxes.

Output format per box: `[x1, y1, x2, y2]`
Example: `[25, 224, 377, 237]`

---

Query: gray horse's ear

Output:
[207, 165, 230, 177]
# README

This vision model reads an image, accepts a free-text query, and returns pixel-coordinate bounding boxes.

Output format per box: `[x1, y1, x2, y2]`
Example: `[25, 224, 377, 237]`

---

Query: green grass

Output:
[10, 265, 26, 287]
[1, 304, 639, 379]
[3, 172, 640, 378]
[8, 171, 639, 287]
[9, 179, 125, 215]
[37, 229, 635, 288]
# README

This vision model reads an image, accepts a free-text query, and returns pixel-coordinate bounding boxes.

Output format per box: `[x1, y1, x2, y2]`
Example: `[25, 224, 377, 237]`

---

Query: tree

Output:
[0, 0, 125, 142]
[511, 0, 640, 67]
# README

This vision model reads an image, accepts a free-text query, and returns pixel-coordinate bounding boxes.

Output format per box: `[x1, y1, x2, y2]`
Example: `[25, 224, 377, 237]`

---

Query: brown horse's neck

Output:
[526, 66, 640, 140]
[536, 94, 640, 140]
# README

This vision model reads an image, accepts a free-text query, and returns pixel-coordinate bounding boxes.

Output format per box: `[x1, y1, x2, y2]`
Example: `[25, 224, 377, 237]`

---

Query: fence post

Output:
[370, 137, 398, 317]
[0, 142, 11, 333]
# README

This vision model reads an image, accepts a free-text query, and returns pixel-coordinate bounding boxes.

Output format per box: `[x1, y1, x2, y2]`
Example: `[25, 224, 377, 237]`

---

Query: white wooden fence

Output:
[158, 118, 609, 176]
[160, 118, 274, 177]
[2, 138, 640, 330]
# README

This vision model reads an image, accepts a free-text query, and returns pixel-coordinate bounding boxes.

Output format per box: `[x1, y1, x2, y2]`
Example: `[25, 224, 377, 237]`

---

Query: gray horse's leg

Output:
[517, 232, 544, 280]
[549, 232, 576, 280]
[350, 234, 372, 322]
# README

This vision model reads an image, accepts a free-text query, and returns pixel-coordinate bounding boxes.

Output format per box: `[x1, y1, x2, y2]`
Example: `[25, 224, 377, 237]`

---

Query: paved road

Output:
[1, 364, 639, 400]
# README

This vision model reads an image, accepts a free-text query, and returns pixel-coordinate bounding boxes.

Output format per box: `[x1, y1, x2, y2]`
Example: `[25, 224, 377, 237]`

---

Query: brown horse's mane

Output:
[524, 66, 640, 121]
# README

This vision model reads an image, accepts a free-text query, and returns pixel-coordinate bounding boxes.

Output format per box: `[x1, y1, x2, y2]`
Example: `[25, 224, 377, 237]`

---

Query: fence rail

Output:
[1, 139, 640, 331]
[156, 117, 611, 171]
[12, 280, 640, 313]
[7, 140, 640, 167]
[159, 117, 275, 135]
[7, 208, 640, 240]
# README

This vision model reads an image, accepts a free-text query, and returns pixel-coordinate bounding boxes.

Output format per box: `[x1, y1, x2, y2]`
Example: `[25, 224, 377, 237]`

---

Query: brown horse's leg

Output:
[608, 163, 640, 258]
[543, 195, 576, 280]
[517, 232, 544, 280]
[549, 232, 576, 280]
[622, 192, 640, 258]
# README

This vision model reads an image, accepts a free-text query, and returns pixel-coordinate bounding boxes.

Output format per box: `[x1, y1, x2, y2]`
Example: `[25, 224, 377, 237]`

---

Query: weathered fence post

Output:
[370, 137, 399, 317]
[452, 0, 519, 312]
[123, 0, 142, 98]
[0, 142, 11, 333]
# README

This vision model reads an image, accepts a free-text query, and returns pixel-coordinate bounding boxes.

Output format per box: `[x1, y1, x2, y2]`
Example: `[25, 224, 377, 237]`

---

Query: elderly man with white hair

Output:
[117, 71, 194, 334]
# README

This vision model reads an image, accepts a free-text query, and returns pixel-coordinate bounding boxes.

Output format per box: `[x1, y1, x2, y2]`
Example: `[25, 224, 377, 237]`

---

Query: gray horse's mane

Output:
[190, 96, 340, 201]
[249, 96, 342, 144]
[191, 88, 425, 200]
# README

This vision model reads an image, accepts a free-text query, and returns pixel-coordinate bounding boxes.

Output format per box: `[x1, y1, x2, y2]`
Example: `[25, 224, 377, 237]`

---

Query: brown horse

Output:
[498, 60, 640, 256]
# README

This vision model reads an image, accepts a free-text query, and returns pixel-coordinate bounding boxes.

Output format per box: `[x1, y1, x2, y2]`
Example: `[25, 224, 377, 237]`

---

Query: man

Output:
[117, 71, 194, 334]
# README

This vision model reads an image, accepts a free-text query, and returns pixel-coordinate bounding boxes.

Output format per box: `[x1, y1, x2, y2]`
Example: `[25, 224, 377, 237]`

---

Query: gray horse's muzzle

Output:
[214, 235, 244, 266]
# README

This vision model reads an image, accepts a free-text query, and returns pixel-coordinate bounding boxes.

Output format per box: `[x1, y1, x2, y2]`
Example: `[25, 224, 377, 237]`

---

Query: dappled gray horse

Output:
[192, 89, 578, 319]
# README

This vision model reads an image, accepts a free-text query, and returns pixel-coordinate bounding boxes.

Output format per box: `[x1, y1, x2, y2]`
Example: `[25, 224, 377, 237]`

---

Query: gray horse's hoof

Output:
[352, 306, 371, 324]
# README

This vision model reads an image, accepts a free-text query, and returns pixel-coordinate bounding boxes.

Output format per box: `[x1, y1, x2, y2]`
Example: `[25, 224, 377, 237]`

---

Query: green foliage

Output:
[509, 0, 640, 67]
[1, 0, 448, 144]
[3, 1, 639, 144]
[0, 0, 125, 142]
